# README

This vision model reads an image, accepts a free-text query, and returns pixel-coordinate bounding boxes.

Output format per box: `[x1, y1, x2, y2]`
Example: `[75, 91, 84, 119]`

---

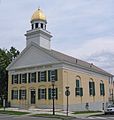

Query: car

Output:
[104, 105, 114, 115]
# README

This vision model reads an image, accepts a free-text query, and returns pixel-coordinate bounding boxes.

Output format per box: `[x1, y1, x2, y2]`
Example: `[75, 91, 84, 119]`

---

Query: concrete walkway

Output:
[0, 108, 104, 118]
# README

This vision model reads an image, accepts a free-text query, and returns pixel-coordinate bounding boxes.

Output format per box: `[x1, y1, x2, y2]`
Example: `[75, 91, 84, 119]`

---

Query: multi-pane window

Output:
[75, 79, 83, 96]
[38, 88, 46, 99]
[19, 90, 26, 100]
[48, 70, 58, 82]
[38, 71, 46, 82]
[11, 90, 18, 100]
[100, 81, 105, 96]
[12, 75, 18, 84]
[89, 80, 95, 96]
[20, 73, 27, 84]
[28, 72, 36, 83]
[48, 88, 58, 100]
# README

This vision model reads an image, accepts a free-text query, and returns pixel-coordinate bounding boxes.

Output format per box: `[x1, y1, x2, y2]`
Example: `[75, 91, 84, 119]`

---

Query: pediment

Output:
[7, 43, 59, 70]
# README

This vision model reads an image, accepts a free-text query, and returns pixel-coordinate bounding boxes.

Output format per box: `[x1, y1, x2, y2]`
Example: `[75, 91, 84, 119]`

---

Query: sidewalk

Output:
[0, 107, 104, 118]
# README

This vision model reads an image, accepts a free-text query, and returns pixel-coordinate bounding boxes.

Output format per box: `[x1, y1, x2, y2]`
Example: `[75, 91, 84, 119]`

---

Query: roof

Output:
[7, 42, 113, 77]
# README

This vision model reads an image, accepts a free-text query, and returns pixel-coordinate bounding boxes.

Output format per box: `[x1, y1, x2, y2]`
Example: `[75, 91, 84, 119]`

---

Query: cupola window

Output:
[41, 23, 43, 29]
[35, 23, 38, 28]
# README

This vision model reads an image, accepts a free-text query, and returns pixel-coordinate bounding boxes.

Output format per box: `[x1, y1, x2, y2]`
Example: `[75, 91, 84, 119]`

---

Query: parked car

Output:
[104, 105, 114, 115]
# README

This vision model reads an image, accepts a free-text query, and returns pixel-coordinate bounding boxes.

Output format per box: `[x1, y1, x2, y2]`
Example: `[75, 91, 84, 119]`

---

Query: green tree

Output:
[0, 47, 20, 106]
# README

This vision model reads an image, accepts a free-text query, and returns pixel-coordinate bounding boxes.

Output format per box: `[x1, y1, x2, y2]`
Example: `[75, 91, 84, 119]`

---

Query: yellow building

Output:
[7, 8, 113, 111]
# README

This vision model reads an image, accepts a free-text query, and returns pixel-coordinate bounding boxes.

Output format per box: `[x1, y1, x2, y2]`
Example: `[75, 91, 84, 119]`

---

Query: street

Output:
[0, 114, 114, 120]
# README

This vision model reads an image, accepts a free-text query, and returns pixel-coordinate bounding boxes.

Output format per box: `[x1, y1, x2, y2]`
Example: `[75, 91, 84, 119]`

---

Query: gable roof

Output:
[7, 42, 113, 76]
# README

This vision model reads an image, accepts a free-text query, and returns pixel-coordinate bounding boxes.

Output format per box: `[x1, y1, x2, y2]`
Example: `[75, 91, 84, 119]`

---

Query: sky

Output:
[0, 0, 114, 74]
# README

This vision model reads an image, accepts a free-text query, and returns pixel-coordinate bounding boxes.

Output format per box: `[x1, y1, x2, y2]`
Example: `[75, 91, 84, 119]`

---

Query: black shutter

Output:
[11, 90, 14, 99]
[12, 75, 14, 84]
[103, 84, 105, 96]
[25, 73, 27, 83]
[93, 82, 95, 96]
[48, 88, 51, 100]
[38, 72, 40, 82]
[100, 83, 102, 95]
[55, 70, 58, 81]
[48, 71, 50, 82]
[25, 90, 26, 100]
[28, 73, 30, 83]
[34, 72, 36, 82]
[45, 88, 47, 99]
[80, 88, 83, 96]
[56, 88, 58, 99]
[89, 82, 91, 96]
[38, 89, 40, 99]
[20, 74, 21, 84]
[19, 90, 21, 100]
[44, 71, 47, 82]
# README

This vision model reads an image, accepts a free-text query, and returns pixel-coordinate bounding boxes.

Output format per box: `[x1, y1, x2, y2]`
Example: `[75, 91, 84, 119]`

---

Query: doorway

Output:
[31, 90, 36, 104]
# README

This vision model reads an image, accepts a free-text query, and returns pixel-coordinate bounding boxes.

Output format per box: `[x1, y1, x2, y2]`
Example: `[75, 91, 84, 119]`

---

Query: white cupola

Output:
[25, 8, 52, 50]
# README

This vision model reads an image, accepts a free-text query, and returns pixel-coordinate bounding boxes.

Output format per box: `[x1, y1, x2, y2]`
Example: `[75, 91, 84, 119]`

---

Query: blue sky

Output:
[0, 0, 114, 74]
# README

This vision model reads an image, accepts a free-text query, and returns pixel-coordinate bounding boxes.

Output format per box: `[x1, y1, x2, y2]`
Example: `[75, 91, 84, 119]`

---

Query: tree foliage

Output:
[0, 47, 20, 101]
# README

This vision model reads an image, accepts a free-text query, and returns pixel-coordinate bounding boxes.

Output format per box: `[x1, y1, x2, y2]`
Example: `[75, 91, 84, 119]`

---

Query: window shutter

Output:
[48, 88, 51, 100]
[55, 70, 58, 81]
[38, 72, 40, 82]
[25, 73, 27, 83]
[12, 75, 14, 84]
[93, 82, 95, 96]
[17, 75, 18, 84]
[100, 83, 102, 95]
[19, 90, 21, 100]
[38, 89, 40, 99]
[28, 73, 30, 83]
[48, 71, 50, 82]
[16, 90, 18, 100]
[34, 72, 36, 82]
[19, 74, 21, 84]
[11, 90, 14, 99]
[45, 88, 47, 99]
[103, 84, 105, 96]
[80, 88, 83, 96]
[44, 71, 47, 82]
[56, 88, 58, 99]
[89, 82, 92, 96]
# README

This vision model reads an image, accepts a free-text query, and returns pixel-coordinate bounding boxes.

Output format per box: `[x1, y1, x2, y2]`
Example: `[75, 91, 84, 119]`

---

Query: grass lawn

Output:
[32, 114, 75, 120]
[72, 111, 102, 114]
[0, 110, 30, 115]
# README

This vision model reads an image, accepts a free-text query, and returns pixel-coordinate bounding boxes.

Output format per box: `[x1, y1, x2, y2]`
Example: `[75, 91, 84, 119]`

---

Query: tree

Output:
[0, 47, 20, 106]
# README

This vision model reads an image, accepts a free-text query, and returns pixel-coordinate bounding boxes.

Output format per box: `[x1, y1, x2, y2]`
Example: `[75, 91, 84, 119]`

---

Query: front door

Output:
[31, 90, 36, 104]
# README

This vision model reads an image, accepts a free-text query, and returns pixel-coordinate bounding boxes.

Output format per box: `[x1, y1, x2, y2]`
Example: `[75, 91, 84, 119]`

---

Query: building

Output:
[7, 8, 113, 111]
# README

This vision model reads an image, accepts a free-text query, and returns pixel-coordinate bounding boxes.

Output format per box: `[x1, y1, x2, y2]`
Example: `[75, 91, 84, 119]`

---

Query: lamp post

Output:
[51, 80, 55, 115]
[65, 86, 70, 116]
[2, 95, 5, 111]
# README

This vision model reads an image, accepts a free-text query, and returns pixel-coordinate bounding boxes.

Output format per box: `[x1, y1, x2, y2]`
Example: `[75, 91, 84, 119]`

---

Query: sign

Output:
[65, 90, 70, 96]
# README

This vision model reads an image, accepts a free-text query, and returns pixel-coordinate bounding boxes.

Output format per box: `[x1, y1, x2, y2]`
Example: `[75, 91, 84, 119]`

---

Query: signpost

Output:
[65, 86, 70, 116]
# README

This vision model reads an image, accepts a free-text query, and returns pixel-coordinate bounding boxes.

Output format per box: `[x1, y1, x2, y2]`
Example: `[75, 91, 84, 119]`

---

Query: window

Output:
[19, 90, 26, 100]
[100, 81, 105, 96]
[38, 71, 47, 82]
[28, 72, 36, 83]
[89, 80, 95, 96]
[20, 73, 27, 84]
[75, 77, 83, 96]
[41, 23, 43, 28]
[48, 70, 58, 82]
[38, 88, 46, 99]
[35, 23, 38, 28]
[11, 90, 18, 100]
[12, 75, 18, 84]
[48, 88, 58, 100]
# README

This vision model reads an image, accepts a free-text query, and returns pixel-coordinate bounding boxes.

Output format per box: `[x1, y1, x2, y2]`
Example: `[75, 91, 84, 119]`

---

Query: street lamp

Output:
[51, 80, 55, 115]
[65, 86, 70, 116]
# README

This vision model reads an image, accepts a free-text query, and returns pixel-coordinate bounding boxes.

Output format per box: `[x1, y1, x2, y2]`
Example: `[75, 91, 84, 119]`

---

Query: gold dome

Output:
[31, 8, 46, 22]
